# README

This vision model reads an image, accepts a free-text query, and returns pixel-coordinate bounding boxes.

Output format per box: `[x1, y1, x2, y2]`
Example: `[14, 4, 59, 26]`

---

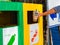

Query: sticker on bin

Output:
[30, 24, 39, 45]
[3, 26, 18, 45]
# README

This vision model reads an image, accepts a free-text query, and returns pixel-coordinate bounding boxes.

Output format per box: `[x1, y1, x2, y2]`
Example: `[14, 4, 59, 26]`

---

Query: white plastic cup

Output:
[33, 10, 39, 22]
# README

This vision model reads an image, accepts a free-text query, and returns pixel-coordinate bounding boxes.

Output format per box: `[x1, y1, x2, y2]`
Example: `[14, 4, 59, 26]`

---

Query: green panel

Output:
[18, 3, 24, 45]
[0, 0, 10, 1]
[0, 2, 24, 45]
[0, 2, 21, 11]
[0, 28, 3, 45]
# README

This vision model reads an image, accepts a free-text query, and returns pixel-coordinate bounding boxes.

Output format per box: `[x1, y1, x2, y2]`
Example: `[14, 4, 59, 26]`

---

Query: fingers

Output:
[38, 13, 43, 17]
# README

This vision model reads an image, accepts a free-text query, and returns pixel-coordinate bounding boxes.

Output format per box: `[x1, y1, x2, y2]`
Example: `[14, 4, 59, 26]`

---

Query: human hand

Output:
[38, 13, 43, 17]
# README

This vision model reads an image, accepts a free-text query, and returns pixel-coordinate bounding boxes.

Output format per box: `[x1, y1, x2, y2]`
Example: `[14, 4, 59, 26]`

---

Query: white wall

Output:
[47, 0, 60, 9]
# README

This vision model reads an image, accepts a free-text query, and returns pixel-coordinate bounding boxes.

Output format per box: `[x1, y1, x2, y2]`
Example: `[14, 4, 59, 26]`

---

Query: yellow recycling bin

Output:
[23, 3, 43, 45]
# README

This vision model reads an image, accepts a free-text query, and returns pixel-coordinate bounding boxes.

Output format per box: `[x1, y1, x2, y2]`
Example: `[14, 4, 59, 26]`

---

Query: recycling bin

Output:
[0, 2, 43, 45]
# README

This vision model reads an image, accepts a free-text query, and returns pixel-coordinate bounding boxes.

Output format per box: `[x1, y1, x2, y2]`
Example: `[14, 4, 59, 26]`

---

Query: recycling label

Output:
[30, 24, 39, 45]
[3, 26, 18, 45]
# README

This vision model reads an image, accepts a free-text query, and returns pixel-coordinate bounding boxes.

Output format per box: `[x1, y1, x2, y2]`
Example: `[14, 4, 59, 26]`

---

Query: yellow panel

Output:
[23, 3, 43, 45]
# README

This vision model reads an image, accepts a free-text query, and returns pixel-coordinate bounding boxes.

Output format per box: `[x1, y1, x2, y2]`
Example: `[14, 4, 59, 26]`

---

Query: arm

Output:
[39, 6, 60, 16]
[39, 8, 56, 16]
